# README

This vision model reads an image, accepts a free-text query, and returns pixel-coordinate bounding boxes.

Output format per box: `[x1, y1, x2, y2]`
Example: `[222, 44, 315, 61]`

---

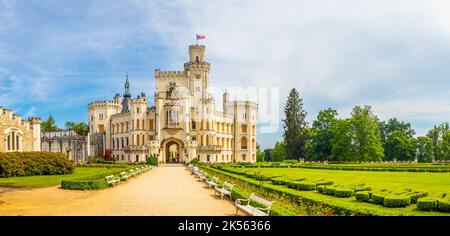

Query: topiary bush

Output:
[371, 193, 386, 205]
[322, 186, 336, 196]
[437, 199, 450, 212]
[355, 191, 371, 202]
[61, 178, 107, 190]
[383, 195, 411, 208]
[0, 152, 74, 177]
[417, 197, 437, 211]
[407, 191, 428, 204]
[334, 188, 354, 198]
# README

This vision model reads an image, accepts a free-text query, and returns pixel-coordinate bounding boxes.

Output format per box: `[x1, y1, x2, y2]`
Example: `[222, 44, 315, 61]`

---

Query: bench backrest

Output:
[212, 176, 218, 183]
[223, 181, 234, 190]
[105, 175, 114, 180]
[120, 172, 127, 175]
[249, 193, 274, 208]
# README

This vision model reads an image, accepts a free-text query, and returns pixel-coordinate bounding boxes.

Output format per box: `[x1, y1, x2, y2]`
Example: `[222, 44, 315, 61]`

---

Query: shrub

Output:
[407, 191, 428, 204]
[294, 182, 317, 191]
[417, 198, 437, 211]
[371, 193, 385, 205]
[61, 178, 107, 190]
[0, 152, 74, 177]
[315, 180, 334, 186]
[335, 188, 354, 198]
[147, 154, 159, 166]
[317, 185, 325, 193]
[322, 186, 336, 196]
[383, 195, 411, 208]
[188, 158, 199, 165]
[355, 191, 371, 202]
[354, 186, 372, 192]
[437, 199, 450, 212]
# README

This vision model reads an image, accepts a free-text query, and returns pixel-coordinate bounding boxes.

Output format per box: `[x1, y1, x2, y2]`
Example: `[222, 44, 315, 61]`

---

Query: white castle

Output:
[88, 44, 258, 164]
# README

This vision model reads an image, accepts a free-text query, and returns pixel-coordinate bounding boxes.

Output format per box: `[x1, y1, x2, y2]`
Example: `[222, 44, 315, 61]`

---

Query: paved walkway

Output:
[0, 166, 242, 216]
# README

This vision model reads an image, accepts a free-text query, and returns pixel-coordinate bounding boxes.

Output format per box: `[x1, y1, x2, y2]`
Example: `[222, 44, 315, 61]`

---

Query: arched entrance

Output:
[165, 141, 180, 163]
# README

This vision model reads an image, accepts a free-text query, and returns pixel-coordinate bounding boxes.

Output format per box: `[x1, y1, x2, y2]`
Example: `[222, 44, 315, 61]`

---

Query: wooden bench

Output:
[214, 181, 234, 199]
[105, 175, 120, 187]
[120, 171, 130, 181]
[235, 193, 274, 216]
[206, 176, 219, 189]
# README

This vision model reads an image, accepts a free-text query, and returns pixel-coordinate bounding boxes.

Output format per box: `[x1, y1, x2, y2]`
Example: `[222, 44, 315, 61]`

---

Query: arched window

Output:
[4, 128, 23, 152]
[196, 56, 199, 63]
[141, 134, 145, 146]
[241, 137, 248, 150]
[136, 119, 140, 129]
[252, 139, 256, 149]
[121, 138, 124, 148]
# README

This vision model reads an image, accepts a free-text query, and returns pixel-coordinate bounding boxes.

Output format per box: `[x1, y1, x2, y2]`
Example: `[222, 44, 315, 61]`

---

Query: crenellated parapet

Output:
[88, 100, 122, 110]
[155, 69, 188, 79]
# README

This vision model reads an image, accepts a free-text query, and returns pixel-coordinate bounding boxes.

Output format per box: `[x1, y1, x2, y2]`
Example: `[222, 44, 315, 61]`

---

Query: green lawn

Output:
[0, 167, 127, 188]
[232, 167, 450, 197]
[214, 166, 450, 215]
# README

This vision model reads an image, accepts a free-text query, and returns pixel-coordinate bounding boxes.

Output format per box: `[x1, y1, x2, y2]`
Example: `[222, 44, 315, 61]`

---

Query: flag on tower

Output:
[196, 34, 205, 40]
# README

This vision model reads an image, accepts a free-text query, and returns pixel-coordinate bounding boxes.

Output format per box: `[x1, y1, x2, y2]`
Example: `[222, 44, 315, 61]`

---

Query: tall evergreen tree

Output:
[41, 115, 60, 132]
[282, 88, 308, 159]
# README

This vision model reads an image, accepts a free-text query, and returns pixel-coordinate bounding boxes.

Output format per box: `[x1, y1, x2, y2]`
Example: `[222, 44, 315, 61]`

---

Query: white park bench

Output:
[120, 171, 130, 181]
[199, 172, 208, 181]
[129, 169, 136, 177]
[214, 181, 234, 199]
[105, 175, 120, 187]
[235, 193, 274, 216]
[135, 168, 142, 174]
[206, 176, 219, 189]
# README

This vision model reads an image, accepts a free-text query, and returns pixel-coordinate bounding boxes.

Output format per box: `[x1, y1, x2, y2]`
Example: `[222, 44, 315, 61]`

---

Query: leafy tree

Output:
[263, 148, 272, 162]
[256, 143, 265, 162]
[309, 108, 338, 161]
[416, 136, 434, 163]
[331, 106, 383, 162]
[381, 118, 416, 161]
[349, 105, 384, 162]
[40, 115, 60, 132]
[65, 121, 89, 136]
[282, 88, 308, 159]
[384, 130, 417, 161]
[270, 141, 286, 162]
[427, 123, 450, 161]
[442, 130, 450, 160]
[331, 119, 354, 162]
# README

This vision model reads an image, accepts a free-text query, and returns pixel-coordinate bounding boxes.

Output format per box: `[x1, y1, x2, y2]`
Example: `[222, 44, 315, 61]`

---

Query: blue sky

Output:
[1, 0, 450, 149]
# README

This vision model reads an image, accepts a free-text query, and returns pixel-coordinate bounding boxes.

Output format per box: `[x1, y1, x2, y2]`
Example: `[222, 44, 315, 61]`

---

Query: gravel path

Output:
[0, 166, 242, 216]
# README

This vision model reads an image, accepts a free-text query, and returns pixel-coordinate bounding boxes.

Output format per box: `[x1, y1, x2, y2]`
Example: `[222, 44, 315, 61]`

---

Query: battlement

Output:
[155, 69, 188, 78]
[189, 44, 205, 49]
[88, 100, 122, 109]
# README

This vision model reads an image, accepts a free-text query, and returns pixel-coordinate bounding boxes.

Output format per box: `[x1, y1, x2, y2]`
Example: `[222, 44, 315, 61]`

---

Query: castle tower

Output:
[189, 44, 206, 63]
[223, 90, 229, 114]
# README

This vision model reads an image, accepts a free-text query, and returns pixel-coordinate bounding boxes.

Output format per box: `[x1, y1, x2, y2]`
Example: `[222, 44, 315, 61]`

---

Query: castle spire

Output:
[124, 73, 131, 97]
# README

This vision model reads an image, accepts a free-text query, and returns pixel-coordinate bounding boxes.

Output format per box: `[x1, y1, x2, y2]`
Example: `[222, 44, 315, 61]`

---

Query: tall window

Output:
[242, 125, 248, 133]
[6, 130, 22, 152]
[192, 120, 196, 130]
[241, 137, 248, 150]
[136, 119, 140, 129]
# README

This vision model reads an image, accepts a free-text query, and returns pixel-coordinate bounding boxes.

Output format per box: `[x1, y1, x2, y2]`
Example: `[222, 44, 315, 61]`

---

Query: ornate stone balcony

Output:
[196, 145, 222, 154]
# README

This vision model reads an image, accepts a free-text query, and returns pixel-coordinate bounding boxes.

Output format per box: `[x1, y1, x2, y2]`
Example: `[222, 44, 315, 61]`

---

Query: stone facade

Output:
[0, 106, 41, 152]
[88, 44, 258, 164]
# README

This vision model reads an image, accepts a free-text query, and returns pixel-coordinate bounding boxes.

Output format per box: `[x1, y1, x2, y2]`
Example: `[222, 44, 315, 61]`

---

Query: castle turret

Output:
[29, 117, 41, 151]
[223, 90, 229, 114]
[189, 44, 206, 63]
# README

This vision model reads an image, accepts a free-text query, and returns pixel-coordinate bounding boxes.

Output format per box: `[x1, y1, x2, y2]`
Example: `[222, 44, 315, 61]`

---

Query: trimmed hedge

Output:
[61, 178, 107, 190]
[0, 152, 74, 177]
[407, 191, 428, 204]
[437, 199, 450, 212]
[335, 188, 354, 198]
[417, 198, 437, 211]
[371, 193, 385, 205]
[355, 191, 371, 202]
[383, 195, 411, 208]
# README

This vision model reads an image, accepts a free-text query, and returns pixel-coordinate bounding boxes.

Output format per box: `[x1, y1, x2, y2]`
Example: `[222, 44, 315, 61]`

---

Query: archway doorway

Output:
[166, 141, 180, 163]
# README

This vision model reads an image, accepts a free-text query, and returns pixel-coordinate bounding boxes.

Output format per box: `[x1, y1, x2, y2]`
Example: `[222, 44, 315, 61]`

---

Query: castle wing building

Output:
[0, 106, 41, 152]
[88, 44, 258, 164]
